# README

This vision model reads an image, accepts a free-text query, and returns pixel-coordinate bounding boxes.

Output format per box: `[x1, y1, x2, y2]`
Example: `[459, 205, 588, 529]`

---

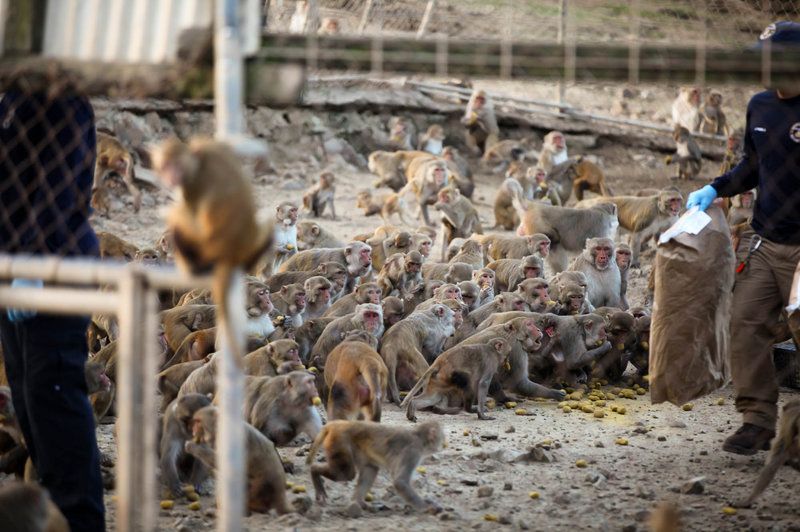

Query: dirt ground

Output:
[52, 79, 800, 530]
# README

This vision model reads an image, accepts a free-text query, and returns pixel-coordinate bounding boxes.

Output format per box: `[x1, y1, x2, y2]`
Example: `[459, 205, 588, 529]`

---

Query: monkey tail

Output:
[306, 425, 328, 465]
[212, 264, 245, 368]
[506, 178, 527, 219]
[399, 365, 437, 408]
[362, 365, 383, 409]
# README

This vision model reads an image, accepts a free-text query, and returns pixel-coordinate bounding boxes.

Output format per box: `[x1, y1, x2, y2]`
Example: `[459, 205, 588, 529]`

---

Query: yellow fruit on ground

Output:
[186, 491, 200, 502]
[615, 438, 629, 446]
[593, 410, 605, 418]
[463, 429, 470, 436]
[529, 491, 540, 499]
[437, 480, 448, 486]
[484, 514, 499, 522]
[617, 407, 627, 415]
[188, 502, 201, 511]
[636, 388, 646, 396]
[722, 507, 737, 515]
[575, 459, 588, 468]
[285, 481, 294, 489]
[682, 403, 694, 411]
[160, 500, 174, 510]
[312, 396, 322, 406]
[365, 493, 374, 502]
[595, 400, 606, 407]
[416, 466, 427, 474]
[562, 406, 572, 413]
[515, 408, 528, 416]
[505, 401, 518, 409]
[716, 398, 725, 406]
[292, 485, 307, 493]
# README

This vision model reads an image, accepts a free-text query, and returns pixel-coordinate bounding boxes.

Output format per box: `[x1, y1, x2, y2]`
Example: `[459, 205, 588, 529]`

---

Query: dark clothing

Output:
[0, 315, 105, 532]
[710, 90, 800, 245]
[0, 90, 99, 256]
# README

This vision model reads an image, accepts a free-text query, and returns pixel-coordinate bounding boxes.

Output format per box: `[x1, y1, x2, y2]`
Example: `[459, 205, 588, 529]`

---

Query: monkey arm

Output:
[570, 341, 612, 368]
[184, 441, 217, 470]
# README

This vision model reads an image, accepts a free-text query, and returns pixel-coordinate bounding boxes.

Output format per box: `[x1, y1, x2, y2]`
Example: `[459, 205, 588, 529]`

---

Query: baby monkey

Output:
[307, 419, 445, 514]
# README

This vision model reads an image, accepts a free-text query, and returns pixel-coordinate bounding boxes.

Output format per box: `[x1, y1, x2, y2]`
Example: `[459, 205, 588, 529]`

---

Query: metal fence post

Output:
[416, 0, 436, 39]
[557, 0, 567, 106]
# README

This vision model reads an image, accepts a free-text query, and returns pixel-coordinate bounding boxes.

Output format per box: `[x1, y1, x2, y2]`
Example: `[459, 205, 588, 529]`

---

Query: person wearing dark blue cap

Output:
[686, 20, 800, 455]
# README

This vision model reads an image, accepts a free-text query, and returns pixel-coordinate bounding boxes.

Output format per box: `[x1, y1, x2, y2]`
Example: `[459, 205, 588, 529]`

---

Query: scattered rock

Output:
[479, 433, 499, 441]
[505, 426, 516, 433]
[512, 447, 555, 463]
[681, 477, 706, 495]
[462, 479, 479, 486]
[669, 421, 687, 429]
[657, 436, 667, 442]
[477, 486, 494, 498]
[503, 482, 513, 491]
[346, 502, 363, 518]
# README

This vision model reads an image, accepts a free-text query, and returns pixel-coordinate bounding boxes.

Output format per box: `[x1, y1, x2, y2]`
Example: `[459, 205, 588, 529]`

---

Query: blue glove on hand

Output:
[685, 185, 718, 212]
[7, 279, 43, 322]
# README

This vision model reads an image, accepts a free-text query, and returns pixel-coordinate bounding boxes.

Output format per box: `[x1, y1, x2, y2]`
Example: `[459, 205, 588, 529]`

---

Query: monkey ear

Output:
[280, 286, 289, 295]
[311, 225, 321, 236]
[434, 305, 445, 317]
[503, 322, 514, 332]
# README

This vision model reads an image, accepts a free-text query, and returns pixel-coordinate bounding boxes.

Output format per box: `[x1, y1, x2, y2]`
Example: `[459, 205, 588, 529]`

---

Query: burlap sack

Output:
[650, 205, 733, 405]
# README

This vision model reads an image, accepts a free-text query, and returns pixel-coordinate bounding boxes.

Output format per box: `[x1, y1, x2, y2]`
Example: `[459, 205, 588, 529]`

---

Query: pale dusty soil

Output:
[42, 79, 800, 530]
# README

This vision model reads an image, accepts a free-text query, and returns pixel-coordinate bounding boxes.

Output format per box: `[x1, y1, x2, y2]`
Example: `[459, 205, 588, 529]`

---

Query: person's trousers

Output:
[730, 236, 800, 431]
[0, 314, 105, 532]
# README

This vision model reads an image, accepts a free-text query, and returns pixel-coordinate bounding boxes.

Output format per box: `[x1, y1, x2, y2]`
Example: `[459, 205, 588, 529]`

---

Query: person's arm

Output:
[709, 104, 758, 198]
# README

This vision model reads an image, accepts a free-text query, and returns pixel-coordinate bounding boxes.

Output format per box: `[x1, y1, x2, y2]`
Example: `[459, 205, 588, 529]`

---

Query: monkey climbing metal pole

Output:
[214, 0, 248, 530]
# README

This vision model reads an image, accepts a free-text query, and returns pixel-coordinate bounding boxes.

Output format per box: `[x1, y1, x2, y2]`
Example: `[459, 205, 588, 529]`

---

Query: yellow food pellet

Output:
[285, 481, 294, 489]
[160, 500, 174, 510]
[515, 408, 528, 416]
[575, 459, 588, 468]
[611, 388, 621, 395]
[606, 393, 616, 399]
[286, 244, 294, 250]
[617, 406, 627, 415]
[593, 410, 605, 419]
[486, 399, 496, 409]
[565, 388, 575, 394]
[642, 375, 650, 382]
[484, 514, 499, 522]
[400, 391, 408, 398]
[558, 401, 568, 408]
[463, 429, 471, 436]
[416, 466, 427, 474]
[529, 491, 540, 499]
[616, 343, 625, 351]
[722, 507, 737, 515]
[716, 398, 725, 406]
[600, 379, 609, 386]
[540, 439, 552, 446]
[615, 438, 629, 446]
[562, 406, 572, 413]
[636, 388, 646, 396]
[188, 502, 201, 511]
[621, 388, 635, 396]
[312, 396, 322, 406]
[581, 406, 594, 414]
[569, 401, 580, 408]
[292, 485, 307, 493]
[186, 491, 200, 502]
[682, 403, 694, 411]
[505, 401, 518, 409]
[437, 480, 448, 486]
[595, 400, 606, 407]
[641, 341, 649, 351]
[365, 493, 374, 502]
[610, 405, 618, 413]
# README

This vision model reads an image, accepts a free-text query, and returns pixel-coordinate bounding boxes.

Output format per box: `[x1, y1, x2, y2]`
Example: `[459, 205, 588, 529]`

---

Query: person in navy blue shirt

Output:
[0, 85, 105, 531]
[687, 21, 800, 455]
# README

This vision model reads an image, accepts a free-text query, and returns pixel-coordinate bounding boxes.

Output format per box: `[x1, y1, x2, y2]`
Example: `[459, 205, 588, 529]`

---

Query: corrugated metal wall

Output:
[42, 0, 213, 63]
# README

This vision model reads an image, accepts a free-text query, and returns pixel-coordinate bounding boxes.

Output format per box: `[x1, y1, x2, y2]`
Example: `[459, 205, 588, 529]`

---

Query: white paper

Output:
[658, 206, 712, 245]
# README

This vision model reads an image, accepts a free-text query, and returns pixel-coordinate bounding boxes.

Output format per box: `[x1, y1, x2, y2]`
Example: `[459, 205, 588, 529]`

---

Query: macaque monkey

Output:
[159, 393, 212, 498]
[378, 251, 424, 299]
[303, 276, 333, 319]
[568, 237, 622, 308]
[165, 328, 217, 369]
[488, 255, 544, 293]
[91, 132, 141, 214]
[265, 201, 299, 274]
[388, 117, 416, 151]
[135, 247, 161, 266]
[271, 283, 307, 328]
[434, 186, 482, 261]
[97, 231, 139, 260]
[323, 282, 382, 319]
[367, 150, 412, 192]
[729, 189, 756, 227]
[720, 131, 742, 174]
[379, 304, 457, 404]
[302, 172, 336, 220]
[403, 337, 512, 421]
[372, 231, 414, 272]
[323, 337, 389, 421]
[537, 131, 568, 173]
[461, 89, 499, 155]
[556, 282, 590, 315]
[442, 146, 471, 180]
[318, 16, 340, 35]
[417, 124, 446, 155]
[246, 371, 322, 446]
[413, 233, 433, 259]
[735, 400, 800, 508]
[161, 304, 216, 354]
[356, 189, 409, 225]
[516, 277, 553, 312]
[85, 360, 114, 423]
[480, 233, 551, 262]
[0, 481, 69, 532]
[615, 243, 632, 310]
[549, 270, 590, 303]
[494, 175, 533, 230]
[157, 359, 206, 410]
[451, 292, 528, 344]
[671, 86, 701, 132]
[185, 405, 291, 514]
[296, 220, 345, 251]
[279, 242, 372, 281]
[543, 157, 612, 206]
[311, 304, 385, 368]
[307, 420, 445, 512]
[482, 137, 537, 174]
[448, 239, 484, 270]
[456, 280, 481, 312]
[666, 126, 702, 180]
[382, 296, 405, 328]
[472, 267, 496, 306]
[529, 165, 563, 206]
[244, 340, 304, 377]
[576, 190, 682, 268]
[153, 137, 273, 361]
[402, 159, 450, 226]
[289, 0, 311, 33]
[698, 90, 728, 135]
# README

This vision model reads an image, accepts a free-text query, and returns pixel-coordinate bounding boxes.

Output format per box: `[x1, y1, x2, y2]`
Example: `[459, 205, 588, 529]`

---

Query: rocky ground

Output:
[68, 79, 800, 530]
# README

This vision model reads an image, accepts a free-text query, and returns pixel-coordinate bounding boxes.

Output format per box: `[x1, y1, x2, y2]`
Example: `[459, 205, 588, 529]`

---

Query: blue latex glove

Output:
[7, 279, 43, 322]
[685, 185, 718, 212]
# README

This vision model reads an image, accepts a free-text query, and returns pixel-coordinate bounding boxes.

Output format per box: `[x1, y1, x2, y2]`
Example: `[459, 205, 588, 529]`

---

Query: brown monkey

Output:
[735, 400, 800, 507]
[417, 124, 446, 155]
[91, 132, 142, 214]
[159, 393, 212, 498]
[185, 405, 291, 514]
[382, 296, 405, 328]
[452, 292, 529, 344]
[323, 282, 382, 318]
[157, 359, 207, 411]
[488, 255, 544, 293]
[0, 481, 69, 532]
[153, 137, 273, 362]
[367, 150, 411, 192]
[97, 231, 139, 260]
[482, 137, 537, 175]
[259, 201, 299, 275]
[591, 310, 636, 382]
[247, 371, 323, 446]
[302, 171, 337, 219]
[472, 268, 496, 306]
[576, 190, 682, 267]
[278, 242, 372, 292]
[85, 360, 114, 423]
[516, 277, 554, 312]
[461, 89, 499, 155]
[698, 90, 728, 135]
[412, 232, 433, 259]
[568, 237, 622, 308]
[271, 283, 307, 328]
[435, 186, 483, 261]
[629, 314, 651, 375]
[513, 189, 618, 273]
[665, 126, 702, 180]
[310, 304, 384, 368]
[378, 251, 424, 299]
[402, 159, 450, 226]
[303, 276, 333, 319]
[294, 318, 335, 365]
[134, 247, 161, 266]
[448, 240, 484, 271]
[494, 170, 535, 230]
[541, 157, 611, 206]
[161, 304, 216, 353]
[373, 231, 414, 272]
[616, 243, 632, 310]
[537, 131, 568, 173]
[414, 283, 463, 313]
[729, 189, 756, 227]
[457, 280, 482, 312]
[289, 0, 311, 33]
[442, 146, 472, 181]
[379, 304, 456, 404]
[265, 261, 347, 302]
[318, 16, 340, 34]
[403, 337, 512, 421]
[480, 233, 551, 262]
[163, 328, 217, 369]
[556, 282, 590, 315]
[324, 338, 389, 422]
[244, 339, 304, 377]
[307, 420, 445, 512]
[356, 189, 409, 225]
[672, 86, 701, 131]
[388, 116, 416, 151]
[295, 220, 345, 251]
